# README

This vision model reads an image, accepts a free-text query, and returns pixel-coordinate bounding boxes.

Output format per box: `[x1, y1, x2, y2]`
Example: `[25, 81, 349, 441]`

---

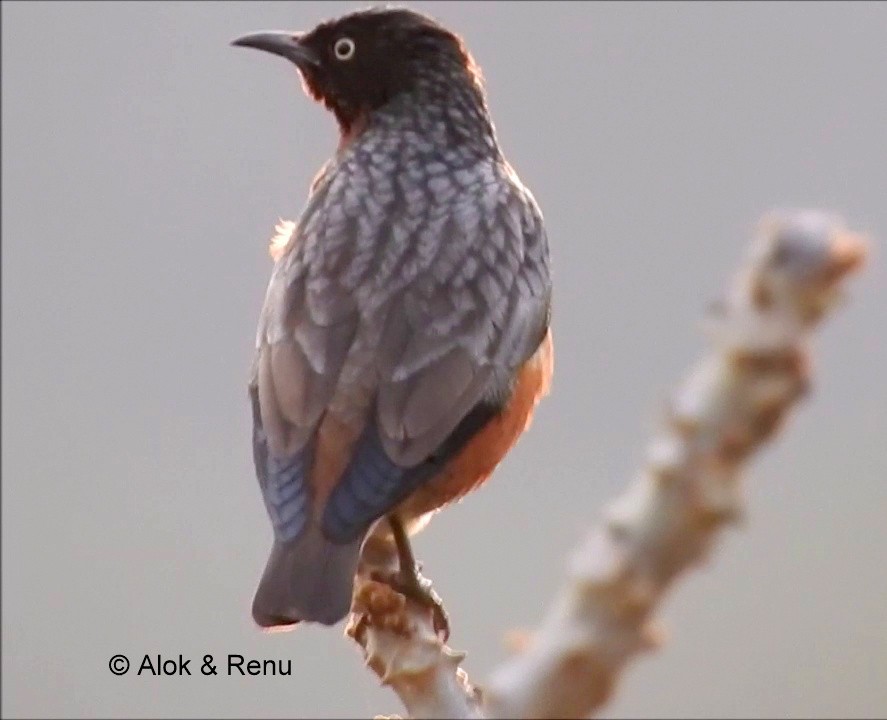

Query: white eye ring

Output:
[333, 37, 355, 61]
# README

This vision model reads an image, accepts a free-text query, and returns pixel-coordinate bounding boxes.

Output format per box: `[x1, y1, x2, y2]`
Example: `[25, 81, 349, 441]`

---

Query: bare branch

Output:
[347, 578, 485, 719]
[482, 210, 868, 719]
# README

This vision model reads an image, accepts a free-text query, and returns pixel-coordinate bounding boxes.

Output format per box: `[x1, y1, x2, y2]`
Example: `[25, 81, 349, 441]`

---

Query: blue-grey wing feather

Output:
[321, 158, 551, 542]
[252, 170, 362, 543]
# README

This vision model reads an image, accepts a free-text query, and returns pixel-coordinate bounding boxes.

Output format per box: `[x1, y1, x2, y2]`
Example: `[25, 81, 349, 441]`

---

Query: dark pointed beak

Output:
[231, 31, 320, 70]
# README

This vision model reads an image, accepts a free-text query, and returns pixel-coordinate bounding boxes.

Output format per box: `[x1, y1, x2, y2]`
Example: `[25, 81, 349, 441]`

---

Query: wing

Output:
[250, 168, 363, 543]
[322, 163, 552, 543]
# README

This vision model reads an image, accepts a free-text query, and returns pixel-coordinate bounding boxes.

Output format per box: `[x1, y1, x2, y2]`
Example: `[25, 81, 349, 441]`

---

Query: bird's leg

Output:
[385, 515, 450, 641]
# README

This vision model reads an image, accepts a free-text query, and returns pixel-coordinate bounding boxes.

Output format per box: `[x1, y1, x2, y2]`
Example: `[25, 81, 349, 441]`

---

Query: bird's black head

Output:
[232, 6, 485, 137]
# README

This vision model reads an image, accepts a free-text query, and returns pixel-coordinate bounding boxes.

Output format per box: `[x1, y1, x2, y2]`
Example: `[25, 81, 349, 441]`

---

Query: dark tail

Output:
[252, 523, 363, 629]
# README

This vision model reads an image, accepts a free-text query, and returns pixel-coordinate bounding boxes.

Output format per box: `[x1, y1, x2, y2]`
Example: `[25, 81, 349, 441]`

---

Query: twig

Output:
[347, 579, 485, 719]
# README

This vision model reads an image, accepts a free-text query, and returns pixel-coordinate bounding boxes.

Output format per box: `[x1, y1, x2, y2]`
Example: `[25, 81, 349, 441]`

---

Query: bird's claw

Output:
[381, 515, 451, 641]
[385, 566, 450, 642]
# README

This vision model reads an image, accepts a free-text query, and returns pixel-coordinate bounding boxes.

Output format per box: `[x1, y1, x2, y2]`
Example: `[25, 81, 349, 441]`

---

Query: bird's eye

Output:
[333, 37, 356, 61]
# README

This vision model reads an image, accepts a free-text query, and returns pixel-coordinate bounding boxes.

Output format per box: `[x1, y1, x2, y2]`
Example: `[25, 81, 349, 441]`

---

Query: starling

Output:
[233, 6, 552, 636]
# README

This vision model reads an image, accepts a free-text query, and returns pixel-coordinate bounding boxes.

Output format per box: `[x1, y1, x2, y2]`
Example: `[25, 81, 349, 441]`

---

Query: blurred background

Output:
[3, 1, 886, 717]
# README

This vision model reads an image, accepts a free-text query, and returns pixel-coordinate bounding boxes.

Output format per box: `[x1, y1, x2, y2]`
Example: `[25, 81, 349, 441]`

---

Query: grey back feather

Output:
[253, 125, 551, 493]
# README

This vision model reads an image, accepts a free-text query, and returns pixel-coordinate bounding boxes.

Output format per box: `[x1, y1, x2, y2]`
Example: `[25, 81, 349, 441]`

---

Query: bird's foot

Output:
[375, 515, 451, 642]
[384, 563, 450, 642]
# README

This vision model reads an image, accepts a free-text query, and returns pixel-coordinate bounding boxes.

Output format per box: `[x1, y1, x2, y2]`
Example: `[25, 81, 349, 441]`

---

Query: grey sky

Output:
[3, 2, 886, 717]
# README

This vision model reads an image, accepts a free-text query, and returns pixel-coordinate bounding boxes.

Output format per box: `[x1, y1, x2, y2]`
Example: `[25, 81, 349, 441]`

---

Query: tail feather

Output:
[252, 523, 363, 629]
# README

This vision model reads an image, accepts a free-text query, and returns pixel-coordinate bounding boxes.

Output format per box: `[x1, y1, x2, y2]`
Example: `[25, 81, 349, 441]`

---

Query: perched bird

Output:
[233, 6, 553, 635]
